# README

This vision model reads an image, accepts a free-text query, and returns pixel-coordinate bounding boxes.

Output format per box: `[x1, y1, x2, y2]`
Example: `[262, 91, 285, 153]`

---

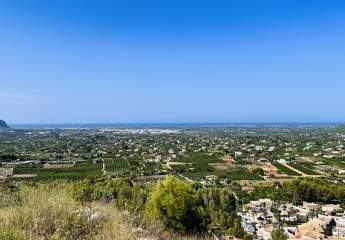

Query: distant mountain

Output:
[0, 119, 9, 128]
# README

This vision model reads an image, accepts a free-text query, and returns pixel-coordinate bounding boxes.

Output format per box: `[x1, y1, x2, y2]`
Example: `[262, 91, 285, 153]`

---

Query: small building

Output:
[205, 175, 218, 181]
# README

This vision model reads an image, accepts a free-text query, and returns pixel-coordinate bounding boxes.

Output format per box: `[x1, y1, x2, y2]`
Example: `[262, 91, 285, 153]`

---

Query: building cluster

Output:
[239, 199, 345, 240]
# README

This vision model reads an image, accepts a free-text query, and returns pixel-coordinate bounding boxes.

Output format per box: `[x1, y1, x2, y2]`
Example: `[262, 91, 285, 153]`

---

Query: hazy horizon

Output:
[1, 1, 344, 124]
[8, 121, 342, 128]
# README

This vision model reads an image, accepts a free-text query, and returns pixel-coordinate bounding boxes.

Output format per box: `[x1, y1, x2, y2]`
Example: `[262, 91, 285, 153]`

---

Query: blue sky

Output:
[0, 0, 344, 124]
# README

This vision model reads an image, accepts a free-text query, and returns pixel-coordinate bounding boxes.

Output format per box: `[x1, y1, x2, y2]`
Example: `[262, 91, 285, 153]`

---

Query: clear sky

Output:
[0, 0, 344, 124]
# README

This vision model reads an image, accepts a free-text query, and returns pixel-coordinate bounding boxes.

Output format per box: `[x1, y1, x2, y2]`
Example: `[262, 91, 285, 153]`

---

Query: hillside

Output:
[0, 177, 224, 240]
[0, 119, 9, 128]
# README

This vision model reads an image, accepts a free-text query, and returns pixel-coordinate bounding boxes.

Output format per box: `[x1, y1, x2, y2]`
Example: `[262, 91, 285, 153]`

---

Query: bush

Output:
[145, 176, 238, 234]
[71, 176, 148, 213]
[74, 175, 239, 235]
[0, 179, 217, 240]
[0, 183, 139, 240]
[145, 176, 201, 233]
[271, 228, 287, 240]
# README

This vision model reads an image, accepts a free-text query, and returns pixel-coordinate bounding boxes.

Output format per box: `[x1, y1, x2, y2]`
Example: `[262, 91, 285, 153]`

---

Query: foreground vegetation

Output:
[0, 175, 245, 239]
[1, 125, 345, 239]
[0, 184, 139, 240]
[2, 175, 345, 239]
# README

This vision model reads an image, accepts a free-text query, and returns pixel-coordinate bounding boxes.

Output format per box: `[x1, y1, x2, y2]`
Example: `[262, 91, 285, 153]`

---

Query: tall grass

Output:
[0, 184, 137, 240]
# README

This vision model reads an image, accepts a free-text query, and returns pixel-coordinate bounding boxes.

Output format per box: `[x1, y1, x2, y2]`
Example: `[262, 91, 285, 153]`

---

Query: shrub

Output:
[144, 176, 238, 234]
[144, 176, 201, 233]
[0, 180, 217, 240]
[71, 176, 148, 213]
[271, 228, 287, 240]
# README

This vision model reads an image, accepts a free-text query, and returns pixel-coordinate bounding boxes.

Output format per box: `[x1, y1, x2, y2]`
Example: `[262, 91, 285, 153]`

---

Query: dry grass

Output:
[0, 184, 140, 240]
[0, 183, 212, 240]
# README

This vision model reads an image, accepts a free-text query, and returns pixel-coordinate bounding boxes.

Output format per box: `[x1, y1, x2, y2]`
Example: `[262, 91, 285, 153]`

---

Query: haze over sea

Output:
[10, 122, 339, 129]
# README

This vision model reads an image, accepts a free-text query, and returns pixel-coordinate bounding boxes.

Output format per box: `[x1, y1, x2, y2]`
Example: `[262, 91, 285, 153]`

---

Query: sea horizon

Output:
[8, 122, 342, 129]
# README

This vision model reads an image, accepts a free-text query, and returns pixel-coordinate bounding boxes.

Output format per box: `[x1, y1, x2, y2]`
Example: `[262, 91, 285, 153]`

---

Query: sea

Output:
[9, 122, 339, 129]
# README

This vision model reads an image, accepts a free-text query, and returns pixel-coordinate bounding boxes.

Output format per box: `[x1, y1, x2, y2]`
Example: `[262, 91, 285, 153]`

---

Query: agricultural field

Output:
[104, 158, 130, 173]
[226, 167, 262, 180]
[2, 124, 345, 185]
[177, 152, 225, 179]
[12, 162, 102, 180]
[272, 162, 301, 176]
[290, 162, 319, 175]
[144, 162, 161, 175]
[175, 152, 262, 180]
[322, 157, 345, 169]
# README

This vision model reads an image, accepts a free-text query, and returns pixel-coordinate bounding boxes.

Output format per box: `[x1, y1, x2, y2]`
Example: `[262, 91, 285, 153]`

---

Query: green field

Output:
[178, 152, 223, 179]
[322, 158, 345, 168]
[144, 162, 161, 175]
[104, 158, 130, 173]
[272, 162, 301, 176]
[177, 152, 262, 180]
[12, 162, 102, 180]
[181, 152, 223, 164]
[290, 162, 319, 175]
[226, 168, 262, 180]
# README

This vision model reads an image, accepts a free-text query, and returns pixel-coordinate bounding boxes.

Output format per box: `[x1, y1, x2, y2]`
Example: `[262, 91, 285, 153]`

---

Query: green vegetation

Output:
[252, 167, 265, 176]
[271, 228, 287, 240]
[72, 176, 148, 213]
[322, 157, 345, 168]
[335, 124, 345, 133]
[0, 176, 240, 239]
[8, 170, 345, 239]
[290, 162, 319, 175]
[0, 183, 140, 240]
[226, 167, 262, 180]
[104, 158, 130, 173]
[176, 152, 262, 181]
[251, 178, 345, 204]
[272, 162, 301, 176]
[72, 175, 240, 235]
[144, 162, 161, 175]
[145, 176, 199, 233]
[175, 152, 224, 179]
[0, 227, 25, 240]
[2, 124, 345, 238]
[13, 162, 102, 180]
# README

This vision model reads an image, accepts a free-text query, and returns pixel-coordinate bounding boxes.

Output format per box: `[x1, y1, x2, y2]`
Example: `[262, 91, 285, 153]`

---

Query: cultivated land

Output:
[1, 125, 345, 184]
[1, 124, 345, 239]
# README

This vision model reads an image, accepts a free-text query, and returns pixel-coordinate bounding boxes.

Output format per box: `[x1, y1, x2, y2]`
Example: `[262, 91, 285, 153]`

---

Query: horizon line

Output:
[9, 121, 344, 126]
